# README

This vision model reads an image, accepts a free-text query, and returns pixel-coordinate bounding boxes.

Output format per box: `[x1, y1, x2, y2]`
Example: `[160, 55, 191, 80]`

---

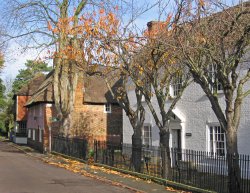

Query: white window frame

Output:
[207, 124, 226, 156]
[32, 129, 36, 141]
[104, 103, 111, 113]
[39, 128, 42, 142]
[142, 124, 152, 147]
[171, 75, 182, 97]
[28, 129, 31, 138]
[208, 64, 223, 93]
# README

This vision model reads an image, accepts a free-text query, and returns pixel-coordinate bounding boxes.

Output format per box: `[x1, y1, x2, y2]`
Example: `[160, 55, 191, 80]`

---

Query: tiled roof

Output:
[15, 74, 46, 96]
[25, 71, 54, 106]
[25, 70, 119, 107]
[83, 73, 120, 104]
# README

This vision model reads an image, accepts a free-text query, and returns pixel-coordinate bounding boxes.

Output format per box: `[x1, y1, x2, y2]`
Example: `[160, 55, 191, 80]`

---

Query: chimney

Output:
[147, 21, 167, 34]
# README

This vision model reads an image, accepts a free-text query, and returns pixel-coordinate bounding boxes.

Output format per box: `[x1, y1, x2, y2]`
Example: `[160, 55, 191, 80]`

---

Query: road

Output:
[0, 140, 133, 193]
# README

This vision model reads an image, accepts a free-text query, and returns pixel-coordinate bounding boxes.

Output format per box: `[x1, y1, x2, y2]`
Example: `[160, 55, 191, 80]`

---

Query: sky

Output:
[0, 0, 161, 81]
[0, 41, 50, 82]
[0, 0, 239, 83]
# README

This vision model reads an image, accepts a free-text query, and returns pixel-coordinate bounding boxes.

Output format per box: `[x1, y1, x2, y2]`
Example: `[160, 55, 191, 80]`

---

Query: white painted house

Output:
[123, 67, 250, 156]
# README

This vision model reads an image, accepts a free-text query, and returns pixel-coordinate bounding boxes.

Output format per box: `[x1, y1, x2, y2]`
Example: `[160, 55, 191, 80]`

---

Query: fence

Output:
[52, 136, 88, 160]
[51, 137, 250, 193]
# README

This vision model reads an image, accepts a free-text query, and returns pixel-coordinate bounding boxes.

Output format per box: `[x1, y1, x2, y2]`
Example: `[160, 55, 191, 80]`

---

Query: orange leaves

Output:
[166, 13, 173, 24]
[165, 186, 192, 193]
[46, 3, 123, 71]
[198, 0, 205, 7]
[47, 21, 52, 31]
[99, 8, 105, 15]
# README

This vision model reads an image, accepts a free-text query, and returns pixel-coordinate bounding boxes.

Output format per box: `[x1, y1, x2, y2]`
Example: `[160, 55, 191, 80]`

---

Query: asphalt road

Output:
[0, 141, 133, 193]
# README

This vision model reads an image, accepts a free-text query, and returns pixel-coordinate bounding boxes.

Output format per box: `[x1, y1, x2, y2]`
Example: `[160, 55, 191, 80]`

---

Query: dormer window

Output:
[171, 75, 182, 97]
[208, 64, 223, 93]
[104, 103, 111, 113]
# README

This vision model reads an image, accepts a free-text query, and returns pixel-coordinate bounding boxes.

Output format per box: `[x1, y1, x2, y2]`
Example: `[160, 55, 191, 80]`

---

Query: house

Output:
[124, 77, 248, 154]
[123, 22, 250, 157]
[25, 71, 123, 152]
[25, 71, 54, 152]
[12, 74, 46, 144]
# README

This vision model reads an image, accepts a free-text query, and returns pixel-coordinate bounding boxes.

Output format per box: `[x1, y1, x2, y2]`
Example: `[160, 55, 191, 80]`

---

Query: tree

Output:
[170, 1, 250, 192]
[105, 70, 146, 172]
[1, 0, 94, 135]
[0, 78, 6, 132]
[74, 7, 147, 172]
[74, 3, 191, 177]
[0, 55, 9, 133]
[126, 23, 191, 178]
[12, 60, 52, 93]
[1, 0, 158, 137]
[0, 97, 14, 133]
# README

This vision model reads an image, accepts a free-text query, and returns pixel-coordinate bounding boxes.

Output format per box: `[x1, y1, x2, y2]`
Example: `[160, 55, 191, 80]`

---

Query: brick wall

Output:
[43, 104, 56, 152]
[52, 77, 123, 147]
[27, 75, 123, 152]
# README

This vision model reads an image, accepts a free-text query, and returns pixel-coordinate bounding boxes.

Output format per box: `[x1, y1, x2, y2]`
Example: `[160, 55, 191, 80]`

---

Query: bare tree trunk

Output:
[53, 58, 79, 136]
[132, 129, 142, 173]
[160, 129, 171, 179]
[226, 127, 242, 193]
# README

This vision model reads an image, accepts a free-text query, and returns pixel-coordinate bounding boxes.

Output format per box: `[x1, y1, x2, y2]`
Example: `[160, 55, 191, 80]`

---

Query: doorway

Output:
[172, 129, 182, 160]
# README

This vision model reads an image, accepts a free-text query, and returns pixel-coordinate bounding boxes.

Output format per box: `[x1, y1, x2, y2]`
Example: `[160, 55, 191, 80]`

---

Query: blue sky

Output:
[0, 0, 161, 81]
[0, 0, 239, 82]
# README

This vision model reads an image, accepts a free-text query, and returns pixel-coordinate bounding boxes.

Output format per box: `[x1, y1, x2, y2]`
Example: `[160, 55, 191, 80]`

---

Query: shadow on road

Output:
[0, 140, 23, 153]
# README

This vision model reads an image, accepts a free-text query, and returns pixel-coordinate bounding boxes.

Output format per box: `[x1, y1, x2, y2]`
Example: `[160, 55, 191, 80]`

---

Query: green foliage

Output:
[1, 97, 14, 132]
[0, 79, 7, 132]
[88, 149, 94, 158]
[0, 79, 6, 109]
[12, 60, 52, 94]
[0, 59, 52, 133]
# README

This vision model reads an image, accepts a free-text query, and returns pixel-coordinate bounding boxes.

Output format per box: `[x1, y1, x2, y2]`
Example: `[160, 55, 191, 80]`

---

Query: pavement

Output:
[1, 139, 185, 193]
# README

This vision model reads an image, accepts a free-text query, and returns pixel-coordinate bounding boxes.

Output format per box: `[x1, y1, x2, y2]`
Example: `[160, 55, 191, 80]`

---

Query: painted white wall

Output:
[13, 136, 27, 144]
[123, 68, 250, 155]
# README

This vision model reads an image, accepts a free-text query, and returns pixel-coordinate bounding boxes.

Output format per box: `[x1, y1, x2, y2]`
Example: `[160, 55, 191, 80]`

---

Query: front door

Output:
[172, 129, 182, 160]
[172, 129, 181, 149]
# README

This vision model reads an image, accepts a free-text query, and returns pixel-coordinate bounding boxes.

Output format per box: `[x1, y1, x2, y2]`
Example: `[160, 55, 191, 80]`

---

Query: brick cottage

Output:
[24, 71, 122, 152]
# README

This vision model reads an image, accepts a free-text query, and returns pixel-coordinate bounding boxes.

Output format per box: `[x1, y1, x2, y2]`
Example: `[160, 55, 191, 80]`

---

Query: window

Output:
[28, 129, 31, 138]
[104, 103, 111, 113]
[208, 64, 223, 92]
[33, 129, 36, 141]
[208, 125, 226, 156]
[17, 121, 27, 134]
[39, 128, 42, 142]
[171, 76, 182, 97]
[143, 125, 152, 147]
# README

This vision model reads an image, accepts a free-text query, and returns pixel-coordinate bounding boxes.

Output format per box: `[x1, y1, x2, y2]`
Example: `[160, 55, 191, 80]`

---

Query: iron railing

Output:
[52, 136, 88, 160]
[51, 137, 250, 193]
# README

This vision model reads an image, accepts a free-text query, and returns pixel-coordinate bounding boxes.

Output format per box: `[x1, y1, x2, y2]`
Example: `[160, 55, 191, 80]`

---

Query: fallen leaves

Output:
[165, 186, 192, 193]
[42, 154, 190, 193]
[42, 155, 144, 192]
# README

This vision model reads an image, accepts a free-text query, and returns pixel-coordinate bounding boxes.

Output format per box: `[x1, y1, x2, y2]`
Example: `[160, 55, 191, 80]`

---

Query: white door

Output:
[171, 129, 182, 165]
[172, 129, 178, 148]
